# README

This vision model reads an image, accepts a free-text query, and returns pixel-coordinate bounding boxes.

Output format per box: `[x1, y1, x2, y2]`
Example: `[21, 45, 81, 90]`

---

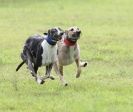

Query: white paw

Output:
[36, 77, 45, 84]
[64, 83, 68, 86]
[80, 61, 88, 67]
[62, 81, 68, 86]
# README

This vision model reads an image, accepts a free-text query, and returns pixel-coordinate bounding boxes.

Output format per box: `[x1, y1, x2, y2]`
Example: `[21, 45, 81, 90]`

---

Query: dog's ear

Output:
[48, 29, 51, 35]
[48, 28, 56, 35]
[43, 33, 48, 35]
[65, 30, 68, 34]
[70, 28, 74, 31]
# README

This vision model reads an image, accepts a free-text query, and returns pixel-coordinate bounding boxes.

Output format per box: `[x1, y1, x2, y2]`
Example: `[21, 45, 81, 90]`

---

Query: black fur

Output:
[16, 28, 64, 84]
[16, 35, 44, 72]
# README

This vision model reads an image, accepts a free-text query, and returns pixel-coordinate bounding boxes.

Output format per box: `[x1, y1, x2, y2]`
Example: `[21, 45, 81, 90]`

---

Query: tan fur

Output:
[54, 27, 87, 86]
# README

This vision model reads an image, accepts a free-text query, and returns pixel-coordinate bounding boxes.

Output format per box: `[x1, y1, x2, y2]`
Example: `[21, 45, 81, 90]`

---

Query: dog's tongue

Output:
[64, 39, 76, 46]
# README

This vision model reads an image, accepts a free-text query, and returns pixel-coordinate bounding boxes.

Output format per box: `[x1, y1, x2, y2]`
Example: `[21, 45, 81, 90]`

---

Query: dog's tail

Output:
[16, 60, 26, 71]
[16, 46, 31, 72]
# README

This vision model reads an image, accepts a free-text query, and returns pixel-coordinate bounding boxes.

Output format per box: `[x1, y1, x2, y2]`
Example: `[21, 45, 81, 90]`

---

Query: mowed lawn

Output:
[0, 0, 133, 112]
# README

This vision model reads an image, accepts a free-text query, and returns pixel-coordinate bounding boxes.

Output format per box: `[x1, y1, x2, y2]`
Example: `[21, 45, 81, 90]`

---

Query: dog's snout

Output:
[76, 30, 81, 37]
[58, 32, 63, 39]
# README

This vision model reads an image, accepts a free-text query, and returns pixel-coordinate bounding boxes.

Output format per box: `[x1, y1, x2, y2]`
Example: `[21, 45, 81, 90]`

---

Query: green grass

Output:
[0, 0, 133, 111]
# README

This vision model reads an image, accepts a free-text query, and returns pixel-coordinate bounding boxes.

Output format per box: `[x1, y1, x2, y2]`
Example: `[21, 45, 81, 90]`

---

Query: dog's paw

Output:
[76, 74, 80, 78]
[80, 61, 88, 67]
[83, 62, 87, 67]
[36, 77, 45, 84]
[39, 80, 45, 84]
[49, 76, 55, 80]
[64, 83, 68, 86]
[62, 81, 68, 86]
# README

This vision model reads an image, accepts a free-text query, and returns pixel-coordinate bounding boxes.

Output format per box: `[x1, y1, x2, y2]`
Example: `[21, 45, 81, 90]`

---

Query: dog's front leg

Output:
[34, 65, 45, 84]
[54, 63, 68, 86]
[42, 64, 55, 80]
[75, 58, 81, 78]
[59, 65, 68, 86]
[26, 51, 44, 84]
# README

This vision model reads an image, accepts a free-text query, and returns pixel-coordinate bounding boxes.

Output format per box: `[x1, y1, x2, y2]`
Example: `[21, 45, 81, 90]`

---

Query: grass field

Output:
[0, 0, 133, 111]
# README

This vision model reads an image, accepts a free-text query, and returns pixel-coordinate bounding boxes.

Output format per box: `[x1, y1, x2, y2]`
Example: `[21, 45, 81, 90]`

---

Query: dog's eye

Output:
[70, 28, 74, 31]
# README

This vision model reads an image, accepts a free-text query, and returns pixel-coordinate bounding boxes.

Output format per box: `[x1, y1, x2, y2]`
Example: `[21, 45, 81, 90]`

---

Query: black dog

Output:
[16, 27, 64, 84]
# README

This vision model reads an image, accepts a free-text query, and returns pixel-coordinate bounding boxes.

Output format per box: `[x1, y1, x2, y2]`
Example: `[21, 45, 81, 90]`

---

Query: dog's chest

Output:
[41, 40, 57, 65]
[58, 43, 79, 65]
[66, 46, 75, 58]
[65, 46, 76, 61]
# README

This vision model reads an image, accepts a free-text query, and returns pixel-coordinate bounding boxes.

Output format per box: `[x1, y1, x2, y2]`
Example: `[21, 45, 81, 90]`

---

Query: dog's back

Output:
[23, 35, 44, 58]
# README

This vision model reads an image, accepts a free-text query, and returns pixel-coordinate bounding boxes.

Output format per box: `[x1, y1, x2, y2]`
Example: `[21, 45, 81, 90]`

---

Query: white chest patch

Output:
[41, 40, 57, 66]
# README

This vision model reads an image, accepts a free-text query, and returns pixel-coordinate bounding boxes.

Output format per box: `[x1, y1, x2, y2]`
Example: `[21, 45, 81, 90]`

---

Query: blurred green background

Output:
[0, 0, 133, 112]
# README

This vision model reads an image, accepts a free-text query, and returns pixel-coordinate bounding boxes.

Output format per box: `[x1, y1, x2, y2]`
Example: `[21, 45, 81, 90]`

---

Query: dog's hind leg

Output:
[27, 59, 44, 84]
[75, 59, 81, 78]
[26, 50, 44, 84]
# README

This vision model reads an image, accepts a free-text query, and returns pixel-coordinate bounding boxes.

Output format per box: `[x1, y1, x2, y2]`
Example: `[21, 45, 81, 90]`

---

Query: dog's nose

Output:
[77, 30, 81, 33]
[60, 32, 64, 36]
[77, 30, 81, 35]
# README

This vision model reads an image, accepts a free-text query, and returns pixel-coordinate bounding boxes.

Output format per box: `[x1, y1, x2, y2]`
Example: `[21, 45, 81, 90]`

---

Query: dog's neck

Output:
[64, 38, 76, 46]
[46, 35, 57, 46]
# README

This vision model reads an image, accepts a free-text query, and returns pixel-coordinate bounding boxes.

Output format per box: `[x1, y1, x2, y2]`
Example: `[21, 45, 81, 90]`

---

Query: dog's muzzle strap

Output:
[46, 36, 57, 46]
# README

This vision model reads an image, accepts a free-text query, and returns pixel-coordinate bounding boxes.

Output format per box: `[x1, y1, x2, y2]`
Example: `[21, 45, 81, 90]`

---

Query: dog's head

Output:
[47, 27, 64, 41]
[65, 26, 81, 42]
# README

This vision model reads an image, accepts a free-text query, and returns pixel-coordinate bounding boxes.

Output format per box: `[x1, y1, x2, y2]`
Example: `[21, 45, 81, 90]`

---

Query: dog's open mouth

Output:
[72, 31, 81, 37]
[53, 33, 63, 41]
[71, 38, 78, 42]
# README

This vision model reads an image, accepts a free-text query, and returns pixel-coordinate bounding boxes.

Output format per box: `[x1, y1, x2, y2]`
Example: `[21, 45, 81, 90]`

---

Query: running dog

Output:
[16, 27, 64, 84]
[54, 26, 87, 86]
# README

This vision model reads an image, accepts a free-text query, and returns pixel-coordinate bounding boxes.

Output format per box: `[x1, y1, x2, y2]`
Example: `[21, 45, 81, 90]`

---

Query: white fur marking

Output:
[37, 77, 43, 84]
[55, 27, 61, 35]
[41, 40, 57, 66]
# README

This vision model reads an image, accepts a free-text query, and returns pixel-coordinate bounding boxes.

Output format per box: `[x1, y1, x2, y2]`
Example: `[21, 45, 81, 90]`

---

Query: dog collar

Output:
[64, 38, 76, 46]
[46, 36, 57, 46]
